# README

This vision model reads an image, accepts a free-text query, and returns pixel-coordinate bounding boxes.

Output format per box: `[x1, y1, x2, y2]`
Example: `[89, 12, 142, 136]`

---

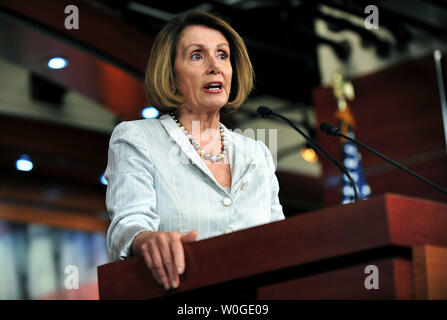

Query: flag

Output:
[341, 129, 372, 204]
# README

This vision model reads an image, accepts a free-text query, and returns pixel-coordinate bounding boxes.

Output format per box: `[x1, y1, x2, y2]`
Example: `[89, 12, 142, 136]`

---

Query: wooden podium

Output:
[97, 194, 447, 300]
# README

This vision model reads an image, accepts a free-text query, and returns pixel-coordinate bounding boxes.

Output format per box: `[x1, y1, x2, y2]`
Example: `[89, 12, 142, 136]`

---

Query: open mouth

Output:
[203, 82, 223, 92]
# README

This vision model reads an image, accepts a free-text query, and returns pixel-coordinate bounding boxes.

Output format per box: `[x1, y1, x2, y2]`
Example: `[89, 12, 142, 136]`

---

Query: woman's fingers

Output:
[137, 230, 198, 290]
[158, 233, 180, 289]
[149, 239, 171, 290]
[171, 233, 185, 274]
[181, 230, 199, 243]
[177, 230, 198, 274]
[141, 249, 158, 284]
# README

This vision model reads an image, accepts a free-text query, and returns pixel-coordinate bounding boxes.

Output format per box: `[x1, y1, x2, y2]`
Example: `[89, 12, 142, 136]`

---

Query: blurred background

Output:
[0, 0, 446, 299]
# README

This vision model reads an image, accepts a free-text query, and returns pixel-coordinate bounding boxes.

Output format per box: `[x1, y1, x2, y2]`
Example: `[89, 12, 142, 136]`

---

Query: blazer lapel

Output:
[225, 125, 255, 190]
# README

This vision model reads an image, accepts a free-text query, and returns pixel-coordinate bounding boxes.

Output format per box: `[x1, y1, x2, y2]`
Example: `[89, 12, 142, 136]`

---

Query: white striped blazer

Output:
[105, 113, 285, 261]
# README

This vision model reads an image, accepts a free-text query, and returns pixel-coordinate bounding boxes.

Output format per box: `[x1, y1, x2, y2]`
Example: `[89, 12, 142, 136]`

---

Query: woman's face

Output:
[174, 25, 233, 113]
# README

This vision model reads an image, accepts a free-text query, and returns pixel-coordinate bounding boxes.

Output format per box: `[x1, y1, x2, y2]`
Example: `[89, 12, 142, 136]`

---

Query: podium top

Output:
[98, 193, 447, 299]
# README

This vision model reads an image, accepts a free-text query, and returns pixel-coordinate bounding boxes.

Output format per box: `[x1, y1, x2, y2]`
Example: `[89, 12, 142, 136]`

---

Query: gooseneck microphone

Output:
[257, 106, 360, 201]
[320, 122, 447, 196]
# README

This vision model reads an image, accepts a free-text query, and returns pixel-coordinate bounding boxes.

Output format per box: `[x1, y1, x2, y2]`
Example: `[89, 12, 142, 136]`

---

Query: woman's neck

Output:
[175, 108, 222, 154]
[176, 108, 220, 131]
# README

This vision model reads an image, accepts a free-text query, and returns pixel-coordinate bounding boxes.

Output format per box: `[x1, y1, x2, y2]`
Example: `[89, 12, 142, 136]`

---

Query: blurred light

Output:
[142, 106, 159, 119]
[100, 174, 107, 186]
[300, 146, 318, 163]
[16, 154, 33, 172]
[47, 57, 68, 69]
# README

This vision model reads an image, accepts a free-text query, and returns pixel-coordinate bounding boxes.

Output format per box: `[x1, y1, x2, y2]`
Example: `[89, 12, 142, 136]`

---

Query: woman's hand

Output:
[132, 230, 198, 290]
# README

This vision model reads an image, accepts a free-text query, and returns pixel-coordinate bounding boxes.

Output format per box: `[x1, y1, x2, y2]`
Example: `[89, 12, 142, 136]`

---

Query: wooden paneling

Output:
[0, 176, 106, 212]
[386, 195, 447, 246]
[413, 245, 447, 299]
[257, 259, 413, 299]
[0, 114, 110, 186]
[0, 201, 108, 233]
[0, 115, 109, 164]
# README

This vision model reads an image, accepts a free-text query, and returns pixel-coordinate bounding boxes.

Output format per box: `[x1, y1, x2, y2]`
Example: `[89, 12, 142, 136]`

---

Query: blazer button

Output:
[222, 197, 232, 207]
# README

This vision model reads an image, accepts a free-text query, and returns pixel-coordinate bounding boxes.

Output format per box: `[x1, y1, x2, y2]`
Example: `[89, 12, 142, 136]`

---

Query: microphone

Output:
[257, 106, 360, 201]
[257, 106, 274, 119]
[320, 122, 447, 196]
[320, 122, 340, 137]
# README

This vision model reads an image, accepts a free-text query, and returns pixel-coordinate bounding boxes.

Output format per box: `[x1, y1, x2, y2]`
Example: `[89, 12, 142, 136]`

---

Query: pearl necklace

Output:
[170, 112, 228, 163]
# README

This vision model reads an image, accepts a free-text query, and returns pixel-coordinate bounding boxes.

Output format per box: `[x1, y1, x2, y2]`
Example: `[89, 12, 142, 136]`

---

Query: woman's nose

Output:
[207, 57, 221, 75]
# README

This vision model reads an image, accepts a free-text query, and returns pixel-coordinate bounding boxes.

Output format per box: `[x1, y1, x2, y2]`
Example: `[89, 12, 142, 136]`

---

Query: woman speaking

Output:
[105, 10, 284, 291]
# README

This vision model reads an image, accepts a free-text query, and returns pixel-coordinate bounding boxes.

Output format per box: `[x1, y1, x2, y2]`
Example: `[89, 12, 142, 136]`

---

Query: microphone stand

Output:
[259, 108, 360, 201]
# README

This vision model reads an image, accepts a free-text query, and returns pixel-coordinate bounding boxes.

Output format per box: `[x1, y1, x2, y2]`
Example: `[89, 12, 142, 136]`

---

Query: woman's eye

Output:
[191, 52, 202, 60]
[218, 52, 228, 60]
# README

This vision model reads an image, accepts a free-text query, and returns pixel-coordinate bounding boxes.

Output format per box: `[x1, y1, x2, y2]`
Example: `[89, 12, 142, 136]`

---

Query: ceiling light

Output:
[300, 146, 319, 163]
[142, 106, 159, 119]
[100, 174, 107, 186]
[47, 57, 68, 69]
[16, 154, 33, 172]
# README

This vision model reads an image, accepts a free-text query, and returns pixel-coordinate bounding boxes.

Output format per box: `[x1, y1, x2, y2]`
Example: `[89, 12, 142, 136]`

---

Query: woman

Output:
[105, 10, 284, 291]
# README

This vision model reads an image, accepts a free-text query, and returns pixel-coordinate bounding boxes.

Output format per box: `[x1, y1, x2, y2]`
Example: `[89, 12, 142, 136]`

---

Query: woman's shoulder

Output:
[111, 117, 163, 135]
[108, 118, 165, 151]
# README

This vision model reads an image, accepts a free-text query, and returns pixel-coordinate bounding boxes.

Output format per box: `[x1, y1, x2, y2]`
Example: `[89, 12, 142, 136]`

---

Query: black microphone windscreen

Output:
[320, 123, 340, 136]
[257, 106, 274, 119]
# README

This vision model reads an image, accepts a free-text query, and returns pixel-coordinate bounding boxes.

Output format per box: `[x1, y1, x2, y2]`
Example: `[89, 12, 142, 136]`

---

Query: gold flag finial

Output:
[332, 72, 355, 112]
[331, 72, 356, 135]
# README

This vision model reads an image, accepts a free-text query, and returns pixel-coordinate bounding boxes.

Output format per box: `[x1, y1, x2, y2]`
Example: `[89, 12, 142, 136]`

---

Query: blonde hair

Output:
[144, 10, 254, 115]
